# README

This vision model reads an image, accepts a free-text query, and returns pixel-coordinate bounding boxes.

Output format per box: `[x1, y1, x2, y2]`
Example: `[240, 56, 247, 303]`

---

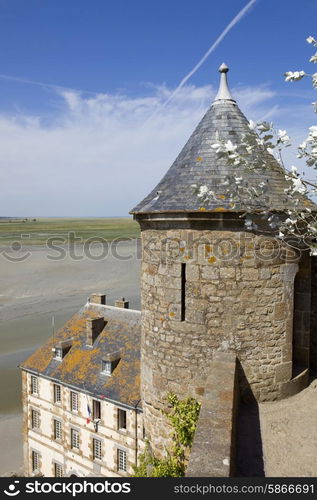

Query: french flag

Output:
[86, 403, 92, 424]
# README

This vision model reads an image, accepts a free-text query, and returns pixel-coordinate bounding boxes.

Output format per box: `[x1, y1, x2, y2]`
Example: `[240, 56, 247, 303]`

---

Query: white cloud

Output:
[0, 83, 313, 216]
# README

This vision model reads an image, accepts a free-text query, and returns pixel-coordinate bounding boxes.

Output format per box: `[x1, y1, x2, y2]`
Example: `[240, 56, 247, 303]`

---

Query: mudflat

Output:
[0, 226, 140, 475]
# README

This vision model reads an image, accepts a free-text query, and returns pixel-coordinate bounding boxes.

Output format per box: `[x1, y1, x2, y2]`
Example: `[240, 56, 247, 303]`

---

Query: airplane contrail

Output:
[0, 73, 97, 95]
[150, 0, 258, 116]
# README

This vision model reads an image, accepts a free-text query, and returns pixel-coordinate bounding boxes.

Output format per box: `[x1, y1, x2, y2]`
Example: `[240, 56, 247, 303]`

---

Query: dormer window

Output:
[54, 347, 63, 360]
[101, 349, 122, 376]
[52, 339, 73, 361]
[101, 360, 112, 376]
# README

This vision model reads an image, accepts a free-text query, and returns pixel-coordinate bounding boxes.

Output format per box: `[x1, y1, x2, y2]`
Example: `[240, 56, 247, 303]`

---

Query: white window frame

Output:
[53, 384, 61, 404]
[101, 360, 112, 375]
[70, 391, 79, 412]
[30, 375, 39, 395]
[117, 448, 127, 472]
[54, 419, 62, 440]
[71, 428, 80, 450]
[93, 438, 102, 460]
[118, 408, 127, 430]
[31, 450, 40, 472]
[54, 462, 63, 477]
[54, 347, 63, 360]
[31, 409, 40, 430]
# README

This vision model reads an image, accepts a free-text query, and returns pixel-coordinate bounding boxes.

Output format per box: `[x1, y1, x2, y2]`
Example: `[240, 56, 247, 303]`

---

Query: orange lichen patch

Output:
[20, 303, 142, 407]
[218, 195, 226, 200]
[205, 244, 212, 253]
[220, 247, 230, 255]
[199, 207, 206, 211]
[208, 256, 216, 263]
[147, 264, 157, 275]
[196, 156, 203, 162]
[304, 200, 312, 206]
[244, 255, 253, 259]
[179, 247, 185, 253]
[169, 311, 175, 317]
[184, 255, 190, 261]
[214, 207, 227, 212]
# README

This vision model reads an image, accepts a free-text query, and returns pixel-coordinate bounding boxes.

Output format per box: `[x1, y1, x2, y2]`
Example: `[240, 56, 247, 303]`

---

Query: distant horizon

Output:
[0, 215, 132, 219]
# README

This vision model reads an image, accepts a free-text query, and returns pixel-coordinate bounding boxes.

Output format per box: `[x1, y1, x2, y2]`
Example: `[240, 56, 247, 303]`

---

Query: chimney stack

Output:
[89, 293, 106, 305]
[115, 297, 129, 309]
[86, 317, 105, 346]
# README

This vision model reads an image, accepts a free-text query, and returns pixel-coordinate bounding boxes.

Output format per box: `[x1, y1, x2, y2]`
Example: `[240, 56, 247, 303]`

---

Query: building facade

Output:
[20, 296, 144, 477]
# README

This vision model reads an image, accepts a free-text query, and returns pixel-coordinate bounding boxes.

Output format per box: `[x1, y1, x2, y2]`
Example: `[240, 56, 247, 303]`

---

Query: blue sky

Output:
[0, 0, 316, 216]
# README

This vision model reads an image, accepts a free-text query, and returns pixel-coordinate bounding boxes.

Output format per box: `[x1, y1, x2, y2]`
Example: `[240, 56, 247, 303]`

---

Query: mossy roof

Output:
[20, 303, 141, 409]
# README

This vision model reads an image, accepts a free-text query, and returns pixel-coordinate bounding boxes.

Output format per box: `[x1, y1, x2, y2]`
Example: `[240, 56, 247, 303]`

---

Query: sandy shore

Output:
[0, 414, 23, 476]
[0, 241, 140, 476]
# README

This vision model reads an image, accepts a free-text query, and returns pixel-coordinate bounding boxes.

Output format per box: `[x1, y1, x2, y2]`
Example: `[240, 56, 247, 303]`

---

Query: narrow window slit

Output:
[181, 263, 186, 321]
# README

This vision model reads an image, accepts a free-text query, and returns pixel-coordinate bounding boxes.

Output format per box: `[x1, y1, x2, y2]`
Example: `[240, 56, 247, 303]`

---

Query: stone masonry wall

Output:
[310, 257, 317, 371]
[140, 229, 299, 455]
[293, 251, 311, 368]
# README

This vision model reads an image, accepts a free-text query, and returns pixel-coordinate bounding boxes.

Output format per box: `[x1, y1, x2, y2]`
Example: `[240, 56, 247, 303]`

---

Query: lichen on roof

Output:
[20, 303, 141, 408]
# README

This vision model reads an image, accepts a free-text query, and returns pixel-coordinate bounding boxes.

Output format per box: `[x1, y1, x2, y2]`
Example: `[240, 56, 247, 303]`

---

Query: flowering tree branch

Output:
[195, 36, 317, 251]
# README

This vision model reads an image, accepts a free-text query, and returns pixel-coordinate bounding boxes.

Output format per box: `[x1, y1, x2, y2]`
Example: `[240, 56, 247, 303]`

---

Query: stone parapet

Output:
[186, 352, 238, 477]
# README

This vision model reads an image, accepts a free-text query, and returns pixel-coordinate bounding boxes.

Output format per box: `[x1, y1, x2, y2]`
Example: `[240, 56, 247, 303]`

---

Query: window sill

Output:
[30, 427, 41, 433]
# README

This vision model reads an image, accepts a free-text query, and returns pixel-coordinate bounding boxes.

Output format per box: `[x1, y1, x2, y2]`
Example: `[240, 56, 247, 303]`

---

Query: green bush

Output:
[132, 393, 201, 477]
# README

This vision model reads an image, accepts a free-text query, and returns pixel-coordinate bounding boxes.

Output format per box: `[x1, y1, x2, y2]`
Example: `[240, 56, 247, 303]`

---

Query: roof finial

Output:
[214, 63, 235, 102]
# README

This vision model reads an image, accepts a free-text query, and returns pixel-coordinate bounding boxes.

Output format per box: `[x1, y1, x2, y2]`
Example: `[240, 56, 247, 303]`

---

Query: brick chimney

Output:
[86, 317, 105, 346]
[115, 297, 129, 309]
[89, 293, 106, 305]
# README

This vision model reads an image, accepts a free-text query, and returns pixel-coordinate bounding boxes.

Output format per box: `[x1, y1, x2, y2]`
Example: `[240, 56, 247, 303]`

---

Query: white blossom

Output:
[284, 71, 306, 82]
[248, 120, 256, 130]
[310, 53, 317, 64]
[278, 129, 290, 144]
[197, 185, 209, 197]
[224, 140, 237, 152]
[291, 177, 306, 194]
[307, 36, 317, 45]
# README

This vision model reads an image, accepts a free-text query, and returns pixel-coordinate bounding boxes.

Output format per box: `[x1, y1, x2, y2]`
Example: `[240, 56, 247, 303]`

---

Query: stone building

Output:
[20, 64, 317, 476]
[130, 64, 317, 457]
[20, 295, 144, 477]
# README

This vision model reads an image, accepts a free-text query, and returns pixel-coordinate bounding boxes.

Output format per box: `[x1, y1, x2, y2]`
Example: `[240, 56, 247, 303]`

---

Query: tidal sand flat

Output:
[0, 218, 141, 475]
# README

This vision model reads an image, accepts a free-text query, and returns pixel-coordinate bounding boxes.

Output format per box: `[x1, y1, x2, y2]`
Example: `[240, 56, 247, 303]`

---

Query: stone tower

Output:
[130, 64, 315, 455]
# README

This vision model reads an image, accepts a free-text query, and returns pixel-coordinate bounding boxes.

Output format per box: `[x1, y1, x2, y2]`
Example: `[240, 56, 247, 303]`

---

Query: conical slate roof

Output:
[131, 64, 311, 215]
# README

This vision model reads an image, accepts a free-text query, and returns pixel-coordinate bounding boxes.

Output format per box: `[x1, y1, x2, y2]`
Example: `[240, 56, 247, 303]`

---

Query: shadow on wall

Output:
[235, 361, 265, 477]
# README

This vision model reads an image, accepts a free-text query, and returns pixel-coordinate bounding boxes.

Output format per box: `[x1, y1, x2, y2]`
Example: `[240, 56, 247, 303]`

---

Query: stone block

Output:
[241, 268, 259, 281]
[186, 264, 200, 281]
[201, 266, 220, 280]
[274, 302, 287, 321]
[220, 267, 236, 279]
[275, 361, 292, 383]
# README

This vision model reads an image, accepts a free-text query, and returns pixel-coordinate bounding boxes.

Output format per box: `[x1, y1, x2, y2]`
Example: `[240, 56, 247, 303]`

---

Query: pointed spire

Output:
[214, 63, 235, 102]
